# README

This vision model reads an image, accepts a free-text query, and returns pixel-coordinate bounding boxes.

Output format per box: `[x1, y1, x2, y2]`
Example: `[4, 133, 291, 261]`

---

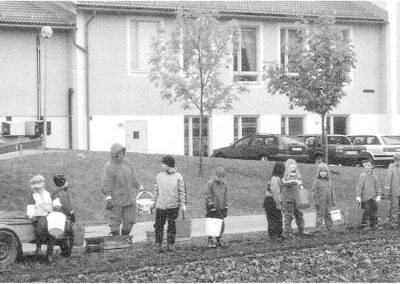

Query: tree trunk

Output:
[199, 110, 204, 176]
[320, 112, 328, 164]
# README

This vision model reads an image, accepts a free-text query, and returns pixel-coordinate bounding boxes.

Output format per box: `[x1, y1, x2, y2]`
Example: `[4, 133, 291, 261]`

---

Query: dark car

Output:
[212, 134, 309, 162]
[297, 134, 369, 166]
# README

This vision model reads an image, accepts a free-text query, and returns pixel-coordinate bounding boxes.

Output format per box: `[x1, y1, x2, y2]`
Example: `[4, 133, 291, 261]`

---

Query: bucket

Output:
[205, 218, 223, 237]
[296, 185, 310, 209]
[136, 191, 155, 215]
[73, 224, 85, 246]
[331, 209, 342, 221]
[47, 212, 66, 237]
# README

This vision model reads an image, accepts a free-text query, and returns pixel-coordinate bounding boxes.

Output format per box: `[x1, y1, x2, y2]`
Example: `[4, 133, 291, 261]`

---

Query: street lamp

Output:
[40, 26, 52, 151]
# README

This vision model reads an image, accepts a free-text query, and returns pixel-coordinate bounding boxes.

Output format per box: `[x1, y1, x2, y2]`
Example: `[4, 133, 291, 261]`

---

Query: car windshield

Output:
[382, 136, 400, 145]
[280, 136, 302, 144]
[328, 136, 351, 145]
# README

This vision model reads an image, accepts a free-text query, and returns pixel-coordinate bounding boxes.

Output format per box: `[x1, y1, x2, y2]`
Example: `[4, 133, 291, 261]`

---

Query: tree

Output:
[264, 16, 356, 163]
[149, 8, 248, 175]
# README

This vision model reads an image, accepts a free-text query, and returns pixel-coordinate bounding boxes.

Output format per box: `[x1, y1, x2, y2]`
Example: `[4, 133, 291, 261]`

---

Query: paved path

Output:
[0, 149, 63, 160]
[23, 212, 317, 253]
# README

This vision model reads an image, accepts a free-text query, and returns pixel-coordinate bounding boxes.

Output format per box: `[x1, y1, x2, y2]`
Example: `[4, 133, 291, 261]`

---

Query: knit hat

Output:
[30, 175, 45, 189]
[53, 174, 67, 188]
[394, 153, 400, 162]
[214, 167, 226, 182]
[161, 155, 175, 168]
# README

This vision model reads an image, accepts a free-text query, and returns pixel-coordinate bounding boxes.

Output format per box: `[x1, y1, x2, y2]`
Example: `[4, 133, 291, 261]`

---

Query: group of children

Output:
[262, 153, 400, 240]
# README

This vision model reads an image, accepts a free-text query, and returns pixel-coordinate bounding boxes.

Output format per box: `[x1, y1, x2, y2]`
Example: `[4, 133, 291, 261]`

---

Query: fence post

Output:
[19, 143, 23, 160]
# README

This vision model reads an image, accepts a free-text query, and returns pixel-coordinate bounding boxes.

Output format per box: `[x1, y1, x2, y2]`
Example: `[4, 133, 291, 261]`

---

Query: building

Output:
[1, 1, 398, 156]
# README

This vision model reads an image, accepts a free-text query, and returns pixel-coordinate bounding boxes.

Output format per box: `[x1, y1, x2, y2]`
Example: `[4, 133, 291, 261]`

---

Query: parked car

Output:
[297, 134, 369, 166]
[348, 134, 400, 166]
[212, 134, 309, 162]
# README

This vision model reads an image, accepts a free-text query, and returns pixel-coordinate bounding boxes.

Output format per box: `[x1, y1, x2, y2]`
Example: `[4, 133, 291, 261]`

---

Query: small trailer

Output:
[0, 211, 74, 271]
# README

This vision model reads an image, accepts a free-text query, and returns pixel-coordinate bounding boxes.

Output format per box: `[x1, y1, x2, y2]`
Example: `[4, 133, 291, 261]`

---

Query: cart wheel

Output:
[0, 230, 18, 271]
[60, 232, 74, 257]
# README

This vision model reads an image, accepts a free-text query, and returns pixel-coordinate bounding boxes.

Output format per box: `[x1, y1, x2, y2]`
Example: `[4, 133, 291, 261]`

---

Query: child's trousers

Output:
[154, 207, 180, 245]
[361, 198, 378, 227]
[389, 195, 400, 224]
[264, 196, 283, 238]
[282, 201, 305, 235]
[315, 199, 333, 230]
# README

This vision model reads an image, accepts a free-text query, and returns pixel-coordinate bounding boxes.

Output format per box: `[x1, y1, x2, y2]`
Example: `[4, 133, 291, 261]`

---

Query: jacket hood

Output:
[317, 163, 330, 179]
[110, 143, 126, 160]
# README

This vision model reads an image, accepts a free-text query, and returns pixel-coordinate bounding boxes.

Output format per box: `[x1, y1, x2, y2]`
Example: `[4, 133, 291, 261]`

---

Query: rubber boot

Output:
[46, 244, 54, 264]
[216, 237, 228, 247]
[35, 244, 42, 257]
[208, 237, 216, 248]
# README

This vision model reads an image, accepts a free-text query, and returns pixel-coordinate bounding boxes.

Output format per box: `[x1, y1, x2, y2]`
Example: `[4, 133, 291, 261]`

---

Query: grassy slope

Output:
[0, 151, 389, 223]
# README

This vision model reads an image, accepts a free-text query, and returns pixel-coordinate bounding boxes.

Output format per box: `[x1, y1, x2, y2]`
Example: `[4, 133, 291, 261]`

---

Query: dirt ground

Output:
[2, 224, 399, 283]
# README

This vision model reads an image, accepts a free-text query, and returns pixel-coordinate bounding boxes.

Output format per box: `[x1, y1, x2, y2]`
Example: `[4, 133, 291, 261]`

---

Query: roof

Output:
[0, 1, 75, 28]
[77, 1, 388, 24]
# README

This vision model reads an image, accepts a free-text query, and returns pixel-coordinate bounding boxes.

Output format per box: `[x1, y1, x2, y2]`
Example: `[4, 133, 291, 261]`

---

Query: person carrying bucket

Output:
[152, 155, 186, 252]
[205, 167, 228, 248]
[101, 143, 144, 236]
[26, 175, 55, 263]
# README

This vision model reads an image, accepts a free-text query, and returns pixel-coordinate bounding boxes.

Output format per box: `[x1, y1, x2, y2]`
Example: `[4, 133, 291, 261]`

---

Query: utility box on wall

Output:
[25, 121, 51, 137]
[1, 122, 25, 136]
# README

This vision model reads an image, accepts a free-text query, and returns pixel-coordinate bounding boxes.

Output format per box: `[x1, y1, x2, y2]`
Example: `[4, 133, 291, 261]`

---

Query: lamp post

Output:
[40, 26, 52, 151]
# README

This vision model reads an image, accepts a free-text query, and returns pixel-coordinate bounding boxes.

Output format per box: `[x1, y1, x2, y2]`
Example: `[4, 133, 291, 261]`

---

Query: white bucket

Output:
[136, 191, 155, 215]
[331, 209, 342, 221]
[47, 212, 66, 237]
[205, 218, 223, 237]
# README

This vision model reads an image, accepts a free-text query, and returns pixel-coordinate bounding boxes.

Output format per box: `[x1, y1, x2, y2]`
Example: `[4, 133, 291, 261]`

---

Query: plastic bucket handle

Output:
[136, 190, 153, 201]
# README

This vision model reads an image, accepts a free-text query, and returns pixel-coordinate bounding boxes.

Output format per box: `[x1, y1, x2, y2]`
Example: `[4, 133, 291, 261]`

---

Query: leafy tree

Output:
[264, 16, 356, 163]
[149, 8, 248, 175]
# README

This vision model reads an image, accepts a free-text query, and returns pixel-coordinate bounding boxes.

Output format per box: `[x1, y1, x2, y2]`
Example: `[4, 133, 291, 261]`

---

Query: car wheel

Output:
[214, 153, 225, 158]
[259, 154, 269, 161]
[0, 230, 18, 271]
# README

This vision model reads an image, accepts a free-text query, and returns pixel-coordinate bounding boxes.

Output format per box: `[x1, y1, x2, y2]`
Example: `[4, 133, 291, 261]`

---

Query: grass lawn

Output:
[0, 150, 390, 224]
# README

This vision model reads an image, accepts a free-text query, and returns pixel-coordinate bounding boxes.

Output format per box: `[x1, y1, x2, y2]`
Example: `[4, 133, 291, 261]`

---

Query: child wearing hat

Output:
[385, 153, 400, 226]
[312, 163, 335, 233]
[356, 159, 382, 229]
[27, 175, 55, 262]
[205, 167, 229, 248]
[153, 155, 186, 252]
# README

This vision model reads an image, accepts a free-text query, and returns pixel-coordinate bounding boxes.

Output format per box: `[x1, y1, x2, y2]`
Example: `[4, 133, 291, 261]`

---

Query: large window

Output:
[184, 116, 209, 156]
[280, 28, 300, 73]
[327, 116, 348, 135]
[233, 27, 258, 82]
[281, 116, 304, 135]
[234, 116, 258, 142]
[130, 20, 159, 73]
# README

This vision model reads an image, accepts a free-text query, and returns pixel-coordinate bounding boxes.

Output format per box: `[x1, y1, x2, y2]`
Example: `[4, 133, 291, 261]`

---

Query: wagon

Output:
[0, 211, 74, 271]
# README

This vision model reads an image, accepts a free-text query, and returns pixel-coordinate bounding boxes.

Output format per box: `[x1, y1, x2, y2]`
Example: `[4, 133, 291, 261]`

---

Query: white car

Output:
[348, 134, 400, 166]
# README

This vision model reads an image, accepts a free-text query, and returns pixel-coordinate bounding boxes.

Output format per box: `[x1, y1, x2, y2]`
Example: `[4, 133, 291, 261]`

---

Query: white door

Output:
[125, 121, 148, 153]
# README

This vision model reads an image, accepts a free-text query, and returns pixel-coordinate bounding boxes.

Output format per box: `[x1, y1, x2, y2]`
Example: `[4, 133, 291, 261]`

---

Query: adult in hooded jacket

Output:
[101, 143, 143, 236]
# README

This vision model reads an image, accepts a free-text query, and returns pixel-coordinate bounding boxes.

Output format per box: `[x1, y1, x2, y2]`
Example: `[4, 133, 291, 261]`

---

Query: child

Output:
[153, 155, 186, 252]
[205, 167, 228, 248]
[356, 159, 382, 229]
[263, 162, 285, 240]
[384, 153, 400, 226]
[281, 159, 306, 238]
[312, 163, 335, 233]
[52, 174, 76, 224]
[26, 175, 55, 262]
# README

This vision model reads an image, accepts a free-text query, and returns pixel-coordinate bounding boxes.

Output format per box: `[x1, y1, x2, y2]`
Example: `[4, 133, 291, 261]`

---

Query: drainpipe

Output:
[85, 11, 96, 150]
[68, 88, 74, 149]
[36, 35, 41, 120]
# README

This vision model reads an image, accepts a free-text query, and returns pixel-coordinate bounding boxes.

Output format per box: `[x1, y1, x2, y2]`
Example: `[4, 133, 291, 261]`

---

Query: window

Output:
[250, 136, 264, 146]
[133, 131, 139, 139]
[281, 116, 304, 135]
[235, 136, 251, 147]
[327, 136, 351, 145]
[234, 116, 258, 142]
[130, 20, 159, 73]
[280, 28, 301, 73]
[327, 116, 348, 135]
[184, 116, 209, 156]
[233, 27, 258, 82]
